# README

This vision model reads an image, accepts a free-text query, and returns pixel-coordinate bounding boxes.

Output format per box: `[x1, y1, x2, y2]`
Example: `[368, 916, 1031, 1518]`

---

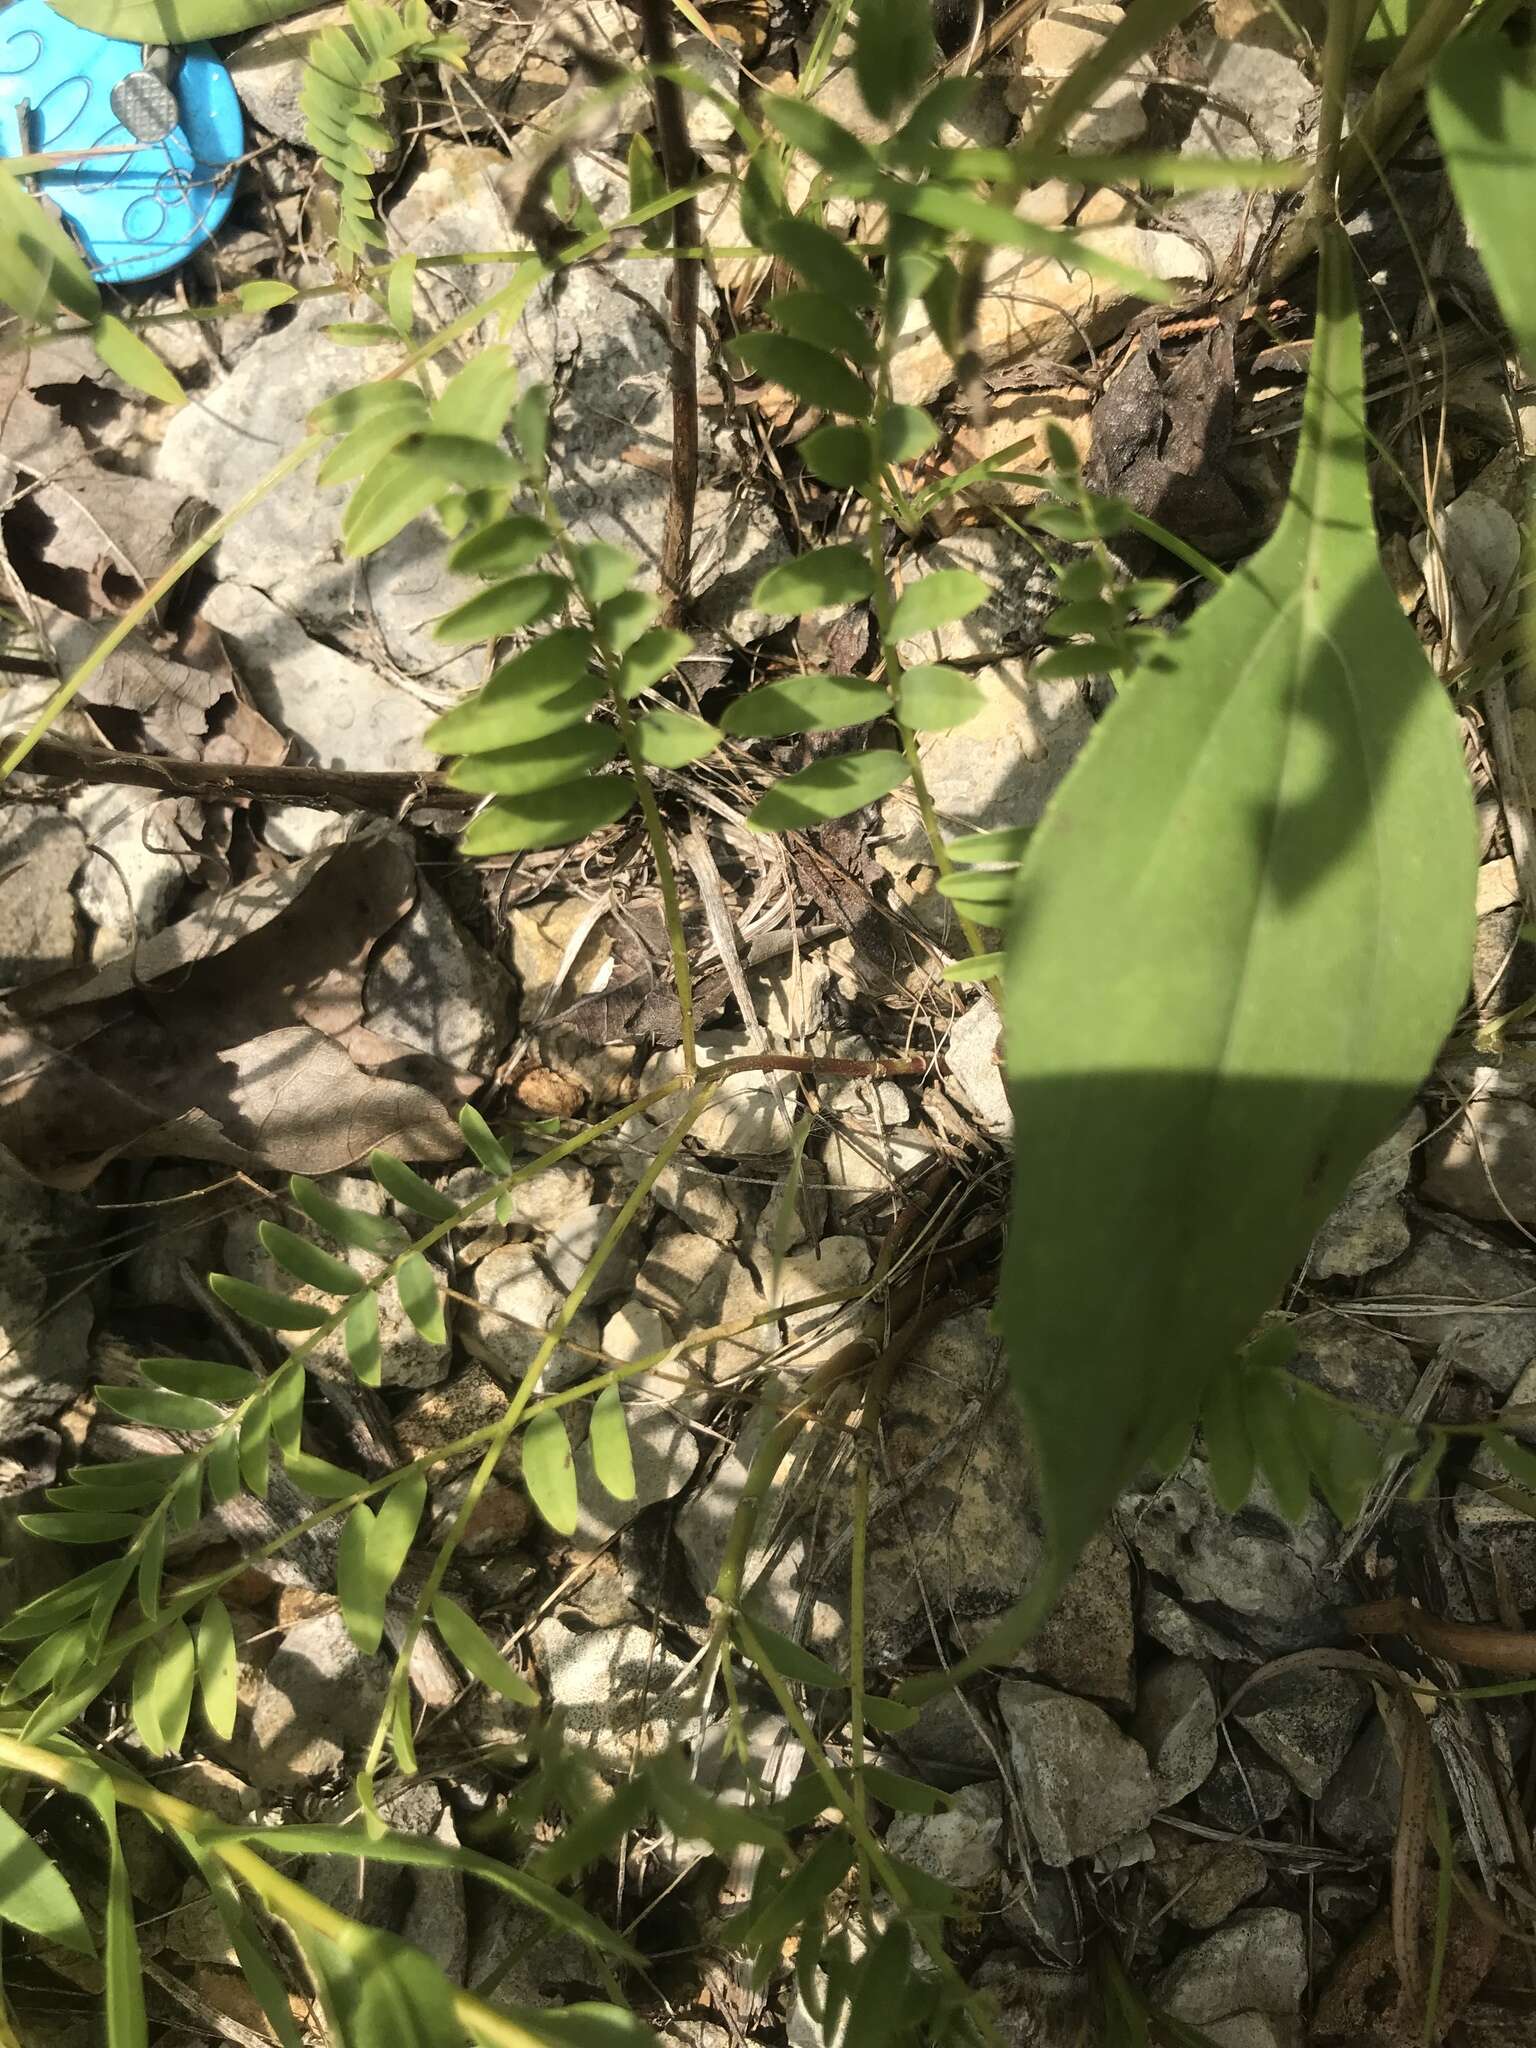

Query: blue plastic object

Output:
[0, 0, 242, 286]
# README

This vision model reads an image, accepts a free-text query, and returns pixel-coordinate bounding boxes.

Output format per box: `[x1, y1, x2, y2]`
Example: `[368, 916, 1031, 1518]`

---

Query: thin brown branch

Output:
[3, 732, 479, 814]
[634, 0, 701, 623]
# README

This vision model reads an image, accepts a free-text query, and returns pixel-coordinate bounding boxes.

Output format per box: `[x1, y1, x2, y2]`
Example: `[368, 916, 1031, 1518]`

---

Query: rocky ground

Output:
[2, 1, 1536, 2044]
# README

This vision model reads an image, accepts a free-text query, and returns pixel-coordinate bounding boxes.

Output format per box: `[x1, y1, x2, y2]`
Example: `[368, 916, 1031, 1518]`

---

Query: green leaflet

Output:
[90, 315, 184, 405]
[721, 674, 888, 738]
[996, 230, 1476, 1574]
[633, 709, 721, 768]
[0, 1806, 95, 1954]
[751, 545, 873, 615]
[396, 1252, 447, 1345]
[130, 1618, 196, 1756]
[887, 569, 991, 641]
[196, 1597, 239, 1739]
[1429, 32, 1536, 365]
[760, 216, 876, 308]
[461, 778, 637, 855]
[81, 1777, 147, 2048]
[339, 1470, 426, 1655]
[731, 333, 873, 418]
[747, 750, 910, 832]
[588, 1383, 636, 1502]
[521, 1409, 578, 1533]
[431, 1592, 539, 1705]
[895, 664, 983, 731]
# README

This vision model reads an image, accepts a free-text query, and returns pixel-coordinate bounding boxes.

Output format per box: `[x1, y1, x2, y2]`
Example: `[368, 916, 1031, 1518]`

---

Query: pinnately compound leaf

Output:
[996, 229, 1476, 1574]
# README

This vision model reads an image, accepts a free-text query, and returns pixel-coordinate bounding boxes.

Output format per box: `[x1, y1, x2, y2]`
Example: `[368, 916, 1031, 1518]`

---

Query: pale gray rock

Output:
[1154, 1909, 1307, 2025]
[571, 1390, 700, 1545]
[1316, 1716, 1401, 1856]
[641, 1032, 800, 1155]
[969, 1962, 1096, 2048]
[1422, 1090, 1536, 1227]
[1127, 1459, 1334, 1637]
[1148, 1827, 1268, 1931]
[465, 1243, 602, 1390]
[0, 806, 84, 987]
[1365, 1226, 1536, 1395]
[650, 1157, 738, 1241]
[246, 1609, 389, 1788]
[363, 881, 513, 1073]
[1233, 1668, 1369, 1799]
[228, 9, 348, 146]
[542, 1202, 643, 1306]
[1309, 1109, 1422, 1278]
[1134, 1659, 1218, 1806]
[885, 1782, 1006, 1890]
[530, 1618, 684, 1772]
[945, 996, 1012, 1139]
[999, 1680, 1159, 1866]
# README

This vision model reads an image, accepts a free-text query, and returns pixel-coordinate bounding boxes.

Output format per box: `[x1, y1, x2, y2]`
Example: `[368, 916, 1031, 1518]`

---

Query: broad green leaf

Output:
[461, 778, 637, 855]
[396, 1252, 447, 1345]
[207, 1274, 332, 1330]
[895, 664, 982, 731]
[0, 168, 100, 322]
[761, 217, 875, 307]
[208, 1427, 243, 1504]
[131, 1619, 195, 1756]
[1029, 497, 1129, 541]
[172, 1454, 204, 1533]
[140, 1356, 260, 1402]
[1429, 33, 1536, 363]
[91, 315, 184, 405]
[434, 572, 567, 645]
[257, 1221, 364, 1297]
[346, 1289, 383, 1386]
[0, 1808, 95, 1954]
[845, 1922, 921, 2048]
[619, 626, 693, 699]
[801, 423, 877, 489]
[860, 1693, 920, 1733]
[766, 290, 879, 368]
[634, 709, 721, 768]
[722, 674, 887, 738]
[852, 0, 934, 120]
[196, 1597, 238, 1739]
[588, 1383, 635, 1501]
[298, 1919, 464, 2048]
[431, 1592, 539, 1705]
[997, 230, 1477, 1571]
[290, 1174, 408, 1254]
[731, 333, 872, 419]
[447, 723, 621, 795]
[96, 1385, 226, 1430]
[460, 1103, 513, 1176]
[750, 546, 874, 616]
[449, 515, 553, 579]
[521, 1408, 578, 1533]
[57, 0, 325, 42]
[4, 1621, 89, 1702]
[747, 750, 910, 832]
[887, 569, 990, 641]
[369, 1150, 458, 1220]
